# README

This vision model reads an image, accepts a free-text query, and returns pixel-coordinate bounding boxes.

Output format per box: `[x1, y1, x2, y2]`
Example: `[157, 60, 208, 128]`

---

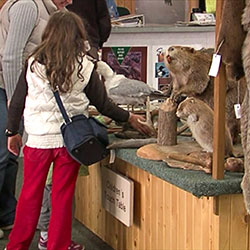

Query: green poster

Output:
[111, 47, 131, 64]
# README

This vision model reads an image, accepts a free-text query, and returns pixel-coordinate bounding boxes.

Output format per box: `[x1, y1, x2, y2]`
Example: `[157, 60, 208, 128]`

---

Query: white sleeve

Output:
[2, 0, 38, 100]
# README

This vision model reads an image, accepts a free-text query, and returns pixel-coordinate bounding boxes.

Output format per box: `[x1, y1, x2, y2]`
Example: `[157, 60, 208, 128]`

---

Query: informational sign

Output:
[101, 166, 134, 227]
[102, 46, 147, 82]
[155, 47, 172, 93]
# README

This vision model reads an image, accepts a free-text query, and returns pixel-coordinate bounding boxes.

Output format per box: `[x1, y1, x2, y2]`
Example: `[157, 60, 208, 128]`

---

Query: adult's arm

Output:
[2, 1, 37, 100]
[85, 69, 153, 135]
[85, 69, 129, 122]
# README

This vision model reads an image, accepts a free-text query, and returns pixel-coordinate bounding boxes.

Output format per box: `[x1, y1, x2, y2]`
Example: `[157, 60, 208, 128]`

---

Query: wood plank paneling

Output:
[230, 195, 249, 250]
[185, 192, 193, 249]
[145, 172, 152, 249]
[218, 195, 231, 250]
[75, 159, 250, 250]
[138, 169, 146, 250]
[170, 185, 177, 249]
[192, 194, 202, 250]
[163, 176, 171, 249]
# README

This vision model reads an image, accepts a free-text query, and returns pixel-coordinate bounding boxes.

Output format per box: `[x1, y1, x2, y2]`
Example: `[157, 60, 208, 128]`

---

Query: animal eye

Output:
[169, 47, 174, 52]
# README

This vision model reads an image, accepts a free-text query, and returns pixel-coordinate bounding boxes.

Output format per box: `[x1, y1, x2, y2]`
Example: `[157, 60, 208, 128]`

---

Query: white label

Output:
[192, 13, 215, 22]
[234, 104, 241, 119]
[101, 166, 134, 227]
[109, 149, 116, 164]
[208, 54, 222, 77]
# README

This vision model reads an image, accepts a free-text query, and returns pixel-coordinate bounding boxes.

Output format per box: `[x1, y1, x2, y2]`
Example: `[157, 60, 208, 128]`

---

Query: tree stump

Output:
[157, 98, 177, 146]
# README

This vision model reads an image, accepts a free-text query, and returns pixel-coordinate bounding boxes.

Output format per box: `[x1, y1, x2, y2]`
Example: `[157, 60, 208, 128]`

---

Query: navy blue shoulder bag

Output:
[53, 90, 109, 166]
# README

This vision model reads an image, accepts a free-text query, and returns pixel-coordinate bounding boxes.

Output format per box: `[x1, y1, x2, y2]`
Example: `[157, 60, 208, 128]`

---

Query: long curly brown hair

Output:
[30, 11, 88, 93]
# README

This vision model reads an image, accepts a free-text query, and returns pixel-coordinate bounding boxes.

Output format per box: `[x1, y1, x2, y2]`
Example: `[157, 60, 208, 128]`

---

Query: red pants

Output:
[7, 146, 80, 250]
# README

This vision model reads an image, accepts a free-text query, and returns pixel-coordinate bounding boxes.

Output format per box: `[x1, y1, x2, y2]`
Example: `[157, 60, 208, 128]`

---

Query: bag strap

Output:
[53, 90, 71, 124]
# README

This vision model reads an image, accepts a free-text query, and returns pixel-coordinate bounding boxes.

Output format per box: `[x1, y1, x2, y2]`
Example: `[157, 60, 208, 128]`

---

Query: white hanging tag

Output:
[208, 54, 222, 77]
[109, 149, 116, 164]
[234, 104, 241, 119]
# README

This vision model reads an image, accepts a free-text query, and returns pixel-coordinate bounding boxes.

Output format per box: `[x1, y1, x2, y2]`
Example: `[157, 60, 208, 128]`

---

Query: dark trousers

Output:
[0, 88, 17, 227]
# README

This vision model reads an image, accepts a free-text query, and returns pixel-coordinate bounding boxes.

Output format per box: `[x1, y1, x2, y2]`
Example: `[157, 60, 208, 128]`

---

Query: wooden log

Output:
[157, 98, 177, 146]
[166, 152, 212, 170]
[107, 138, 157, 149]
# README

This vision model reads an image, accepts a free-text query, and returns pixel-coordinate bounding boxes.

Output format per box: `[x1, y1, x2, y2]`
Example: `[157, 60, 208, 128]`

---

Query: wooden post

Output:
[212, 0, 225, 180]
[212, 0, 225, 216]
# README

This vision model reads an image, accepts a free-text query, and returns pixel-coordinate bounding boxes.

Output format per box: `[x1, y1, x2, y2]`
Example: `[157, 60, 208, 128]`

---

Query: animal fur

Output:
[217, 0, 246, 81]
[241, 0, 250, 214]
[224, 157, 244, 172]
[163, 45, 246, 144]
[176, 97, 233, 157]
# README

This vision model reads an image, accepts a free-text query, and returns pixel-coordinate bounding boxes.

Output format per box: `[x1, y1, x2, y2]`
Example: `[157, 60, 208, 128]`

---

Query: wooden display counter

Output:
[74, 147, 249, 250]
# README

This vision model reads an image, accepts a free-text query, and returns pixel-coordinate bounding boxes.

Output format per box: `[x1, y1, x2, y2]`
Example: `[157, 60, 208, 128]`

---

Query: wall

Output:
[135, 0, 186, 24]
[116, 0, 199, 24]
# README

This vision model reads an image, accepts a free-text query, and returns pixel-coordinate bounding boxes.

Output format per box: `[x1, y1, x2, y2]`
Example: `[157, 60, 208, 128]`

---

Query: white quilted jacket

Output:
[24, 56, 94, 149]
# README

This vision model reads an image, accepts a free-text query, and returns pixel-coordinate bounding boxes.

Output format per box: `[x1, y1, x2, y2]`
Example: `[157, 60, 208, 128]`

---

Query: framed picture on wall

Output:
[101, 46, 147, 82]
[155, 49, 172, 93]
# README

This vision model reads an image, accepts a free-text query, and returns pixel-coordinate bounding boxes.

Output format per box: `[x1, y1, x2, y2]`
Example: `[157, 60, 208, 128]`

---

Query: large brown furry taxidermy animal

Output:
[217, 0, 246, 81]
[240, 0, 250, 214]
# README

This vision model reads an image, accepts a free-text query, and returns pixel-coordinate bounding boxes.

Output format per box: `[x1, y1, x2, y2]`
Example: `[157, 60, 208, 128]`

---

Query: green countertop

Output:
[111, 144, 243, 198]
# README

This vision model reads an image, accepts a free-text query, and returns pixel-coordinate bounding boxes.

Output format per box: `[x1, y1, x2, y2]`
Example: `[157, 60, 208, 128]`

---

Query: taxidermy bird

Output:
[96, 60, 167, 107]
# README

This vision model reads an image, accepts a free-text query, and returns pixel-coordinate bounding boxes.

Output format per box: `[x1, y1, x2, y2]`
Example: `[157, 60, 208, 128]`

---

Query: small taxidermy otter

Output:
[176, 97, 233, 157]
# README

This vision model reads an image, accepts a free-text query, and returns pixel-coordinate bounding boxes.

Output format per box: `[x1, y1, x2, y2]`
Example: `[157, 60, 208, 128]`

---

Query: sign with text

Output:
[101, 166, 134, 227]
[102, 47, 147, 82]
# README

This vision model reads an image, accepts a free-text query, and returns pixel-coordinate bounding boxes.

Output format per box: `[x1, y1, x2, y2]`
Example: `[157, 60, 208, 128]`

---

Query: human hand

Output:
[8, 134, 22, 156]
[128, 113, 154, 136]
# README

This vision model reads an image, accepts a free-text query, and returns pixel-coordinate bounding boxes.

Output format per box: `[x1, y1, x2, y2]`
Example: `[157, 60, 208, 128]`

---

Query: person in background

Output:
[0, 0, 73, 240]
[5, 10, 151, 250]
[67, 0, 112, 59]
